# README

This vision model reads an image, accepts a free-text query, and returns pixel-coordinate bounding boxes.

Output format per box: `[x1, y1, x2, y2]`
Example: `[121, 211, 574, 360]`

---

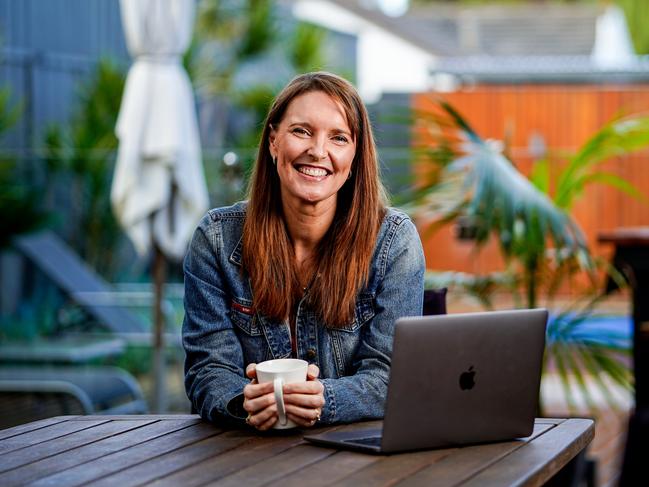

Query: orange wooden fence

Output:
[412, 85, 649, 283]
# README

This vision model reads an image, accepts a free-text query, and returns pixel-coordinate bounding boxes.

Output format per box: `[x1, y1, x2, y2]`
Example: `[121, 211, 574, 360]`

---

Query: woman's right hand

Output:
[242, 363, 280, 430]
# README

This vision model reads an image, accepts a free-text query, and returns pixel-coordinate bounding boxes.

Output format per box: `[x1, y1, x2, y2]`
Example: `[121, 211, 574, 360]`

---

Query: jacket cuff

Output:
[320, 380, 337, 423]
[226, 392, 247, 420]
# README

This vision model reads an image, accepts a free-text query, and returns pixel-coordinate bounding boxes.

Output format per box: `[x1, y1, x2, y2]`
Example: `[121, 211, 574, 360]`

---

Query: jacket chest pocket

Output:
[327, 294, 376, 376]
[230, 298, 269, 364]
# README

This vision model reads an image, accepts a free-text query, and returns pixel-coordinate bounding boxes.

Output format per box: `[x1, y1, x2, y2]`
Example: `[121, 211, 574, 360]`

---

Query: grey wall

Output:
[0, 0, 128, 152]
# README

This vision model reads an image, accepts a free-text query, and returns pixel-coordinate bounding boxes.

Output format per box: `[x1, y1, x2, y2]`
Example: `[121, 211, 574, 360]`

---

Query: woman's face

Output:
[269, 90, 356, 208]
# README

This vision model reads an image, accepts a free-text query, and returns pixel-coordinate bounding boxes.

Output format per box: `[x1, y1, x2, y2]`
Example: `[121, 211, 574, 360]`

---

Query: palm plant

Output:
[407, 98, 647, 413]
[0, 86, 52, 248]
[42, 59, 125, 278]
[617, 0, 649, 55]
[191, 0, 325, 139]
[190, 0, 326, 192]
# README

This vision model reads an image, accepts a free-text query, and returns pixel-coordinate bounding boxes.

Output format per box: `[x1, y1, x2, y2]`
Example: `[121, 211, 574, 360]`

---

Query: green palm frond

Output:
[411, 100, 593, 309]
[555, 114, 649, 209]
[238, 0, 275, 58]
[409, 98, 636, 414]
[0, 87, 21, 134]
[290, 22, 326, 72]
[546, 311, 632, 413]
[0, 87, 52, 246]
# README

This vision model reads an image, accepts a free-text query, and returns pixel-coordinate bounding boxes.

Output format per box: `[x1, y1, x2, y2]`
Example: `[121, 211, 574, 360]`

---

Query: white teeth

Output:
[298, 166, 328, 177]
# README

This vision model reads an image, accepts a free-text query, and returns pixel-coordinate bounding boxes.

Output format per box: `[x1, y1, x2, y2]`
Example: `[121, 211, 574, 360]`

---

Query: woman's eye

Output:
[333, 135, 349, 143]
[292, 128, 309, 136]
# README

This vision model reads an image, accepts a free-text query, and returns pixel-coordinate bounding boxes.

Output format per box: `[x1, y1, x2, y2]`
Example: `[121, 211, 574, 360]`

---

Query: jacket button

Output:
[306, 349, 317, 360]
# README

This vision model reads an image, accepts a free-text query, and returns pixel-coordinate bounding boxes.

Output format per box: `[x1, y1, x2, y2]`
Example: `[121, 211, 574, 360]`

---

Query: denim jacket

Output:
[182, 201, 425, 424]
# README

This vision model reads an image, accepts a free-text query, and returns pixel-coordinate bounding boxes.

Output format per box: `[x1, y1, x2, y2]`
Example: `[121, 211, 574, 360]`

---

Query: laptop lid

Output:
[304, 308, 548, 454]
[380, 308, 548, 452]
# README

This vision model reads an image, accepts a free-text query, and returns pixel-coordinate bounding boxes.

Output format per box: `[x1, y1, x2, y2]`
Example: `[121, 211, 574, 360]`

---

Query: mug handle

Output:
[274, 377, 287, 426]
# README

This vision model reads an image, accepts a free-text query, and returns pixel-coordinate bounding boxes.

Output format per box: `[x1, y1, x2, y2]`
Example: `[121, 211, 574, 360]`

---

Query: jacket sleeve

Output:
[318, 215, 425, 423]
[182, 214, 249, 423]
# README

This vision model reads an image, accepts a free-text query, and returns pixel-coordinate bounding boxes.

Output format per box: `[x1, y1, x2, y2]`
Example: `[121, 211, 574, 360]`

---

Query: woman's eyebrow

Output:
[287, 120, 352, 137]
[331, 127, 353, 136]
[288, 120, 312, 128]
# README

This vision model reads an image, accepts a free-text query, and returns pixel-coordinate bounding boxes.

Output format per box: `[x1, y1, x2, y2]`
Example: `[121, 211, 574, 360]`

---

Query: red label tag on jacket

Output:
[232, 301, 254, 315]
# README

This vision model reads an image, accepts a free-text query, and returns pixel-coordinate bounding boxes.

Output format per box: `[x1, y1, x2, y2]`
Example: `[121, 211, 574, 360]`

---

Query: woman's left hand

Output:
[283, 364, 325, 427]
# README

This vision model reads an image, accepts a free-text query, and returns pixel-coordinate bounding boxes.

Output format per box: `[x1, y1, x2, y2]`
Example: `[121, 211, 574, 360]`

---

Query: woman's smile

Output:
[295, 164, 330, 179]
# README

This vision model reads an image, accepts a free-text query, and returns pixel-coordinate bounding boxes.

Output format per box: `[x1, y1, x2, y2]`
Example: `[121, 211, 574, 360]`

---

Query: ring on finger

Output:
[314, 409, 321, 422]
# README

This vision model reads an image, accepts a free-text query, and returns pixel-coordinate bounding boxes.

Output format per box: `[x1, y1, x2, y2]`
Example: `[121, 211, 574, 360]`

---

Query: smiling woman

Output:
[182, 72, 425, 431]
[269, 90, 356, 207]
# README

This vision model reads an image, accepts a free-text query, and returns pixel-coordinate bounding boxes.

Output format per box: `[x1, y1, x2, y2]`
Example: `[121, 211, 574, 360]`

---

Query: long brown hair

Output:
[242, 72, 387, 327]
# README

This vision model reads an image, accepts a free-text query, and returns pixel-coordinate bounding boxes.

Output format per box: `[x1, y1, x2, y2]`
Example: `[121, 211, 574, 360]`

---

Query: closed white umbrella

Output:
[112, 0, 209, 412]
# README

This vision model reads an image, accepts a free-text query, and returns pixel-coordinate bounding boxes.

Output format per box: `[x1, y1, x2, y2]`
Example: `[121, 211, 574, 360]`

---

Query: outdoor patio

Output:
[2, 1, 649, 485]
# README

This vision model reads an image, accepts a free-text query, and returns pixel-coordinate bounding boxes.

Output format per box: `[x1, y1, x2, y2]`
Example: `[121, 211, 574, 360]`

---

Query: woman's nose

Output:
[307, 137, 327, 160]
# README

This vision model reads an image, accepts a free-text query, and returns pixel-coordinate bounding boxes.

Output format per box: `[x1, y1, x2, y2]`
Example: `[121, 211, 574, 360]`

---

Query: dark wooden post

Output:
[598, 227, 649, 486]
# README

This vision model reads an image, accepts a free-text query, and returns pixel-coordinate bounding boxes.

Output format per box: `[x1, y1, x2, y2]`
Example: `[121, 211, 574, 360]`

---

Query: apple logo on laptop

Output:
[459, 365, 476, 390]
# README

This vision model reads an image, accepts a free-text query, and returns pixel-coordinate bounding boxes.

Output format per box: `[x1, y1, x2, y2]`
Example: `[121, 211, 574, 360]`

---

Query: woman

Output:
[183, 72, 425, 430]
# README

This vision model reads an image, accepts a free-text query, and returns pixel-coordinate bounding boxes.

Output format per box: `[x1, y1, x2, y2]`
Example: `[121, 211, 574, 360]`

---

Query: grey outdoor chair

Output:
[0, 366, 148, 430]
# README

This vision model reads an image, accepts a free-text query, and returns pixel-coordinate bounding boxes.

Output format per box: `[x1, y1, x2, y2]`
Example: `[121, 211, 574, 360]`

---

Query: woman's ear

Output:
[268, 124, 277, 158]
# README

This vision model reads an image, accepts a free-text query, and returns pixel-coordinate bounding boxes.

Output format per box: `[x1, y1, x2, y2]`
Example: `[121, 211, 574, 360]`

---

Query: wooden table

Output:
[0, 415, 593, 487]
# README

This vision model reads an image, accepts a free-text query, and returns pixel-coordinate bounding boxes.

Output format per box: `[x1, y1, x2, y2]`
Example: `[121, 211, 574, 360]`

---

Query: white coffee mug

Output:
[255, 358, 308, 429]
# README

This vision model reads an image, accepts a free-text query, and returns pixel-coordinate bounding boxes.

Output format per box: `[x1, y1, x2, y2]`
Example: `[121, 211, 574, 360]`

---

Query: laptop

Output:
[304, 308, 548, 453]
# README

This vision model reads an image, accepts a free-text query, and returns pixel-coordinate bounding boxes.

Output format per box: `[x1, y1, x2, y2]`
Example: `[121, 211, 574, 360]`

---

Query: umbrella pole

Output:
[152, 243, 167, 413]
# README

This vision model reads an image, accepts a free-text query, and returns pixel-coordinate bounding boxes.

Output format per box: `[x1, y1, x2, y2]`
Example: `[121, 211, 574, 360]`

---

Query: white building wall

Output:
[293, 0, 436, 102]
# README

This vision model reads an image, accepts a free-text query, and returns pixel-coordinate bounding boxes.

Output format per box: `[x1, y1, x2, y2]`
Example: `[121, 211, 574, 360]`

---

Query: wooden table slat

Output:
[67, 414, 200, 421]
[206, 443, 335, 487]
[0, 419, 108, 456]
[256, 421, 390, 487]
[325, 446, 456, 487]
[393, 422, 557, 487]
[264, 449, 382, 487]
[88, 429, 258, 487]
[26, 422, 223, 487]
[459, 418, 595, 487]
[0, 418, 200, 487]
[0, 419, 157, 478]
[0, 417, 73, 442]
[145, 431, 308, 487]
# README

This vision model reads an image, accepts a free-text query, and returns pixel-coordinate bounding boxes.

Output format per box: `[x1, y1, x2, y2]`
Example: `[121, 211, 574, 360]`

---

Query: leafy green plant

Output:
[409, 100, 596, 306]
[617, 0, 649, 54]
[42, 59, 125, 279]
[0, 86, 52, 248]
[532, 114, 649, 210]
[191, 0, 326, 152]
[407, 98, 645, 412]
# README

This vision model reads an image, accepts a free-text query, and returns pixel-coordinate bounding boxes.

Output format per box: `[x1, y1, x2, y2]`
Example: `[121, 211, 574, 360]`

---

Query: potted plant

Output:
[406, 99, 649, 413]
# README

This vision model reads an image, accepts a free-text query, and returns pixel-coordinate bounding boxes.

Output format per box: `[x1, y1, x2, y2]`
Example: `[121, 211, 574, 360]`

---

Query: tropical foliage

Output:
[408, 98, 647, 412]
[0, 86, 51, 248]
[532, 114, 649, 210]
[191, 0, 326, 149]
[616, 0, 649, 54]
[184, 0, 329, 208]
[42, 59, 125, 278]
